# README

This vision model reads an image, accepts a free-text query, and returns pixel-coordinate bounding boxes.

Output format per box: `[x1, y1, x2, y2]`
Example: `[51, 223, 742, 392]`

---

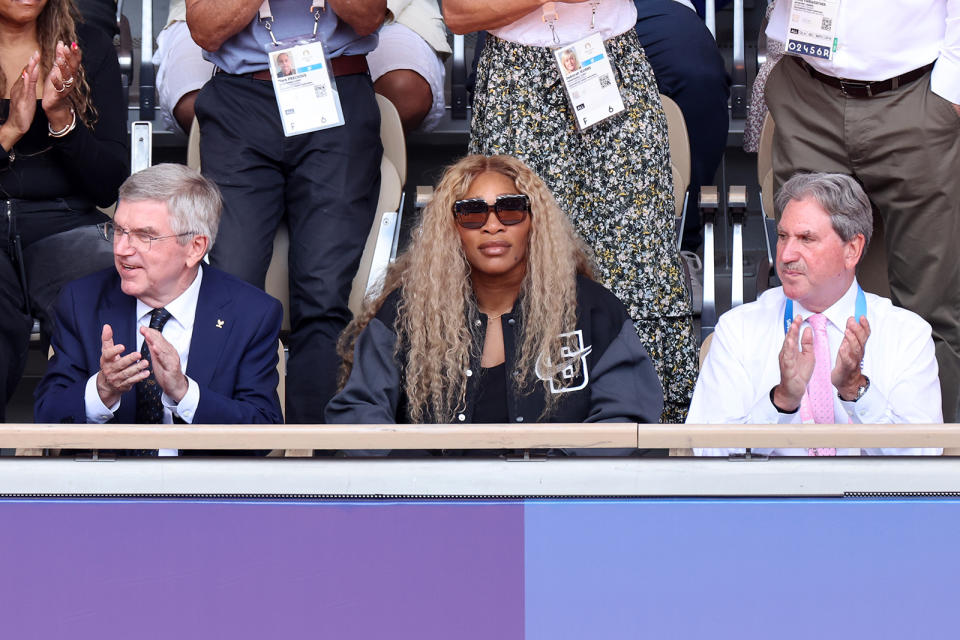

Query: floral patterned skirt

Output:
[469, 29, 698, 423]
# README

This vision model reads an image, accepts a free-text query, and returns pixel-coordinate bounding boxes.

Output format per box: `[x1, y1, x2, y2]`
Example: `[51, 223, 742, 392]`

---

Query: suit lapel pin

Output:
[216, 319, 225, 329]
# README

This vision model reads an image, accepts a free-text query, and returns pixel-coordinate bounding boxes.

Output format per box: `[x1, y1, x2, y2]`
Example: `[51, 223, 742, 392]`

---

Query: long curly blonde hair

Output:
[338, 154, 596, 422]
[0, 0, 97, 126]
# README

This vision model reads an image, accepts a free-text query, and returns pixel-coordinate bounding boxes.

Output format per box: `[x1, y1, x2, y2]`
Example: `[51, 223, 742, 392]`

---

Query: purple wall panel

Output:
[0, 500, 524, 640]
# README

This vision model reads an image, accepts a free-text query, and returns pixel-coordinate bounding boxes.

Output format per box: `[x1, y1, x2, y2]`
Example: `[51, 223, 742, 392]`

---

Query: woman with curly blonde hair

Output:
[327, 154, 663, 427]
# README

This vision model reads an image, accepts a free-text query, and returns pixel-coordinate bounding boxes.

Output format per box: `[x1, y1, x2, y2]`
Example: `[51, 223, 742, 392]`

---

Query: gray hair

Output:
[775, 172, 873, 254]
[118, 163, 222, 250]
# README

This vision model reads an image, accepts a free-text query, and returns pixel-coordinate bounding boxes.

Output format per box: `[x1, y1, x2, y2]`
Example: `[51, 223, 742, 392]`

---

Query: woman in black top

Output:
[327, 154, 663, 427]
[0, 0, 126, 419]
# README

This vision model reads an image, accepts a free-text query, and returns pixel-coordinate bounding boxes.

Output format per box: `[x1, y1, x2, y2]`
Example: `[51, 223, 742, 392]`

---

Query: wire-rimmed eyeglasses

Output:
[97, 221, 195, 251]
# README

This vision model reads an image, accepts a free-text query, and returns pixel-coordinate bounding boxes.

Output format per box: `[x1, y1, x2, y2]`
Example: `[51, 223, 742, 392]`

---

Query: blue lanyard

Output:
[783, 285, 867, 334]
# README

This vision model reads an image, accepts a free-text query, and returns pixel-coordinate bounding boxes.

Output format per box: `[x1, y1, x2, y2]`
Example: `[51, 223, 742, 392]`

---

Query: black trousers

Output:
[196, 72, 382, 423]
[0, 246, 31, 422]
[1, 200, 113, 422]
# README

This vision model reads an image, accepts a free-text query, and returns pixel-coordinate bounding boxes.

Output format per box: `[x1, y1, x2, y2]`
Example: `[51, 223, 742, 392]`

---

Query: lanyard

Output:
[259, 0, 326, 44]
[783, 285, 867, 335]
[542, 1, 601, 45]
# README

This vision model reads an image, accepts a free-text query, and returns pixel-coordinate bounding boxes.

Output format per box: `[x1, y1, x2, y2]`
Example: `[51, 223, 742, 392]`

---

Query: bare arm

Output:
[443, 0, 589, 35]
[328, 0, 388, 37]
[185, 0, 263, 52]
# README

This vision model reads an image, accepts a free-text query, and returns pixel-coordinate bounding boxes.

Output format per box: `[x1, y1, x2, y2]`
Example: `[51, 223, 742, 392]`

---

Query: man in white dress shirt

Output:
[688, 173, 942, 456]
[35, 164, 284, 442]
[764, 0, 960, 422]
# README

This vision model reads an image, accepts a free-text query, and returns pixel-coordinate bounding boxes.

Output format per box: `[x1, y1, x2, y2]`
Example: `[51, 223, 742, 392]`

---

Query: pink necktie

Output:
[806, 313, 836, 455]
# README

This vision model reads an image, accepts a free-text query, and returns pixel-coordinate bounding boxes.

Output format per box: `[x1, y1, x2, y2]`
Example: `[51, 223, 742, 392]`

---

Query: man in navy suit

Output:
[35, 164, 283, 427]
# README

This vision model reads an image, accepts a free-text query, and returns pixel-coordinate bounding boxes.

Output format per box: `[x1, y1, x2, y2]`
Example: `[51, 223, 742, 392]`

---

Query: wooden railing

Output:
[2, 423, 959, 453]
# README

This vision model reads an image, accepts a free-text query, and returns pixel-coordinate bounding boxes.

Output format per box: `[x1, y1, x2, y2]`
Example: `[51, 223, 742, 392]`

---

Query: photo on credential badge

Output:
[273, 51, 297, 78]
[561, 47, 580, 74]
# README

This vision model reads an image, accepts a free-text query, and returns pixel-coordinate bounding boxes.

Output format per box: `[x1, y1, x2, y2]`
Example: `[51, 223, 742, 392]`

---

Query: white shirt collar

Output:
[136, 265, 204, 332]
[793, 278, 860, 331]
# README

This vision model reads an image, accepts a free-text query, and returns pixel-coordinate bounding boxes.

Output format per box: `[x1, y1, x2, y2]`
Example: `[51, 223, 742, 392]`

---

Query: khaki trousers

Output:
[766, 56, 960, 422]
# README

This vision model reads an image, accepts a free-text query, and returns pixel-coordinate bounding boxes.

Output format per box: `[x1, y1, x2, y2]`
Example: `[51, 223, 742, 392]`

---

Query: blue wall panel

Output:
[525, 499, 960, 640]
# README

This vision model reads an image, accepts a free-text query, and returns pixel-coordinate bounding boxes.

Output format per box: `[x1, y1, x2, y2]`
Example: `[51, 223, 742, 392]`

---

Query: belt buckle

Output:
[839, 79, 873, 98]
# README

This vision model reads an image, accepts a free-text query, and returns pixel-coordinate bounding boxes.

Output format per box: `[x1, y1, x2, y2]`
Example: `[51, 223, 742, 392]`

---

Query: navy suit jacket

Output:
[35, 266, 284, 424]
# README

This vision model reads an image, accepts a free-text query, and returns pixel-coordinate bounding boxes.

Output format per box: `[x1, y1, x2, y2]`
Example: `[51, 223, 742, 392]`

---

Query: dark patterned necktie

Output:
[135, 307, 173, 424]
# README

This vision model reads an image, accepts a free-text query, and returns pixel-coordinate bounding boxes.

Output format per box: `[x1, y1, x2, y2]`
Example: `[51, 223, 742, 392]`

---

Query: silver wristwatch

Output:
[840, 376, 870, 402]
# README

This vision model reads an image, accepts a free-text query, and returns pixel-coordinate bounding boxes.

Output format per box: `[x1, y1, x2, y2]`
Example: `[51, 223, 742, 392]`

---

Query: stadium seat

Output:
[661, 93, 691, 236]
[378, 93, 407, 185]
[757, 112, 775, 224]
[756, 110, 777, 287]
[698, 332, 714, 369]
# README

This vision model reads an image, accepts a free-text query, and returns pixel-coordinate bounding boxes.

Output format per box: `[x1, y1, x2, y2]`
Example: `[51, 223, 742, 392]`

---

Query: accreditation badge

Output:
[266, 36, 344, 136]
[553, 32, 625, 132]
[784, 0, 841, 61]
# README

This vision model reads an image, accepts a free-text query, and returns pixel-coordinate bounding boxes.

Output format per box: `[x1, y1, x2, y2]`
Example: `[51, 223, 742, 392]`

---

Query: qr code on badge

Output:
[821, 17, 832, 30]
[599, 74, 611, 88]
[314, 84, 328, 99]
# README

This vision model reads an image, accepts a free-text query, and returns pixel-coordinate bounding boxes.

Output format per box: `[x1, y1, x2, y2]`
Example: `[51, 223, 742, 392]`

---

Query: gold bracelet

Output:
[48, 108, 77, 138]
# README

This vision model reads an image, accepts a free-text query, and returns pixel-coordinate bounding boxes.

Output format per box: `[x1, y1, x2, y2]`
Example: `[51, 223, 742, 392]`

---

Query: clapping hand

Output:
[773, 314, 815, 411]
[140, 327, 189, 404]
[832, 315, 870, 400]
[0, 51, 40, 149]
[96, 324, 149, 407]
[41, 40, 82, 131]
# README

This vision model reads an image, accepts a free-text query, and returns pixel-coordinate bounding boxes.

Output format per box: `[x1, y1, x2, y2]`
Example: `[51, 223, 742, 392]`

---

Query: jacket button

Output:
[465, 369, 473, 377]
[516, 416, 524, 423]
[507, 318, 516, 325]
[475, 319, 481, 326]
[458, 414, 466, 421]
[514, 370, 521, 378]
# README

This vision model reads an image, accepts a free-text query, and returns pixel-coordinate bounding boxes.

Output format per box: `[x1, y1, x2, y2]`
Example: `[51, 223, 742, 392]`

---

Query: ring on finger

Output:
[62, 76, 75, 88]
[55, 83, 67, 93]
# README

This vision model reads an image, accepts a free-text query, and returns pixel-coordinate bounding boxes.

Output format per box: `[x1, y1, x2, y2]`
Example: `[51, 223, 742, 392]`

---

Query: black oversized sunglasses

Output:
[452, 194, 531, 229]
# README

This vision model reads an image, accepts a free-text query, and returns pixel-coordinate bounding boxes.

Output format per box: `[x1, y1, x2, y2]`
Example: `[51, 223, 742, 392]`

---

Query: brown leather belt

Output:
[224, 54, 369, 81]
[793, 56, 935, 98]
